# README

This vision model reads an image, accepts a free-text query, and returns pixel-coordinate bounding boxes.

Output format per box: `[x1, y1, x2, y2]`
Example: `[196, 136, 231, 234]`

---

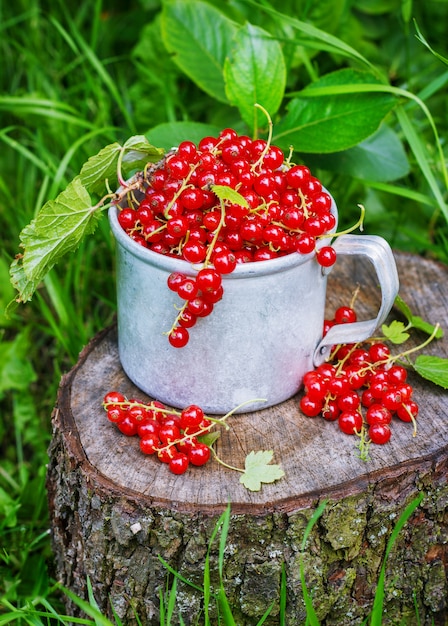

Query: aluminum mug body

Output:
[109, 200, 399, 414]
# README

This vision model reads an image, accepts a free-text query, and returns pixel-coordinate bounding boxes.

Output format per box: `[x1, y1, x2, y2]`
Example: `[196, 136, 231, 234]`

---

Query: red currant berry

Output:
[177, 140, 198, 159]
[338, 410, 363, 435]
[295, 233, 315, 254]
[381, 386, 404, 412]
[167, 272, 187, 292]
[157, 445, 177, 463]
[322, 400, 340, 421]
[316, 246, 337, 268]
[387, 365, 408, 385]
[117, 415, 139, 437]
[182, 241, 207, 264]
[328, 374, 351, 397]
[169, 453, 190, 475]
[168, 327, 189, 348]
[299, 394, 323, 417]
[213, 250, 237, 274]
[138, 420, 160, 438]
[118, 208, 138, 230]
[396, 400, 419, 422]
[334, 306, 357, 324]
[366, 404, 392, 425]
[139, 434, 161, 455]
[368, 342, 390, 363]
[166, 155, 190, 179]
[159, 424, 181, 445]
[178, 309, 197, 328]
[305, 374, 329, 401]
[186, 297, 206, 316]
[180, 404, 205, 429]
[188, 443, 211, 466]
[196, 268, 222, 293]
[176, 278, 199, 301]
[337, 390, 360, 412]
[285, 164, 311, 188]
[103, 391, 126, 406]
[107, 406, 127, 423]
[369, 423, 391, 445]
[167, 216, 189, 237]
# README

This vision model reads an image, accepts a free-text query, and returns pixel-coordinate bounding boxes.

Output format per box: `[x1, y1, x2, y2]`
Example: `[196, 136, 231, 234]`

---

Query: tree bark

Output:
[46, 251, 448, 626]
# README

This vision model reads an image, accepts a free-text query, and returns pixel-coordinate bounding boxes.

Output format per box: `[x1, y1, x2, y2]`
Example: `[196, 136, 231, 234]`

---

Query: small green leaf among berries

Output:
[239, 450, 285, 492]
[381, 320, 410, 344]
[210, 184, 249, 207]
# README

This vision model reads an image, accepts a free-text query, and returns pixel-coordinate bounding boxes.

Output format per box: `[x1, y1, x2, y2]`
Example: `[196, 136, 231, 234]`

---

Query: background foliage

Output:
[1, 0, 447, 621]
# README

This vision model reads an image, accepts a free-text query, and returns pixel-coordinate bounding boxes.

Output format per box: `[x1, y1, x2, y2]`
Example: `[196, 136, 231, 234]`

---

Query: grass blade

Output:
[370, 493, 424, 626]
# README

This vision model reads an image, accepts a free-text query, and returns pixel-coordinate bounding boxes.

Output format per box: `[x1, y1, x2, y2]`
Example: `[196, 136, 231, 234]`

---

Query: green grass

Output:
[1, 0, 447, 623]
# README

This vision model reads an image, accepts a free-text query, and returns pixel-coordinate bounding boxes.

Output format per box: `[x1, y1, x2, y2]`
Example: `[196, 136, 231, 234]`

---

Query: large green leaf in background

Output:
[273, 68, 397, 153]
[224, 22, 286, 132]
[305, 124, 410, 182]
[161, 0, 238, 103]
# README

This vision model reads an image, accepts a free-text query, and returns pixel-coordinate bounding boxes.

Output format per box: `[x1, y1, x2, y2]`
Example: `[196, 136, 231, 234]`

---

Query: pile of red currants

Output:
[300, 305, 419, 449]
[116, 128, 337, 347]
[103, 391, 214, 475]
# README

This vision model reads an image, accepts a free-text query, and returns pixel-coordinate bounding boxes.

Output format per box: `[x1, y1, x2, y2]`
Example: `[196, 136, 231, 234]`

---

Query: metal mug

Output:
[109, 196, 399, 414]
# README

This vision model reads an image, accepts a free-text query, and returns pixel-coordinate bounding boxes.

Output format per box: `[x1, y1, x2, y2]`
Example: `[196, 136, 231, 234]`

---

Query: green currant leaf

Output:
[211, 185, 249, 207]
[381, 320, 410, 344]
[11, 177, 102, 302]
[198, 430, 221, 447]
[224, 22, 286, 132]
[161, 0, 237, 103]
[239, 450, 284, 492]
[79, 137, 163, 195]
[121, 135, 164, 171]
[394, 295, 444, 338]
[413, 355, 448, 389]
[273, 68, 397, 153]
[79, 142, 122, 195]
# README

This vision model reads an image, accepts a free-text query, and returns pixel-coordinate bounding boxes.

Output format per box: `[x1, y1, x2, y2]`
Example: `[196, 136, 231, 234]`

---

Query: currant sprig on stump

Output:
[102, 392, 284, 489]
[299, 302, 441, 460]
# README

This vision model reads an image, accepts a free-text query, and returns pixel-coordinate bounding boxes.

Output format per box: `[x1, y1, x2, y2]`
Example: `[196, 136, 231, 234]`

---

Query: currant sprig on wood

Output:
[299, 300, 444, 460]
[102, 392, 284, 490]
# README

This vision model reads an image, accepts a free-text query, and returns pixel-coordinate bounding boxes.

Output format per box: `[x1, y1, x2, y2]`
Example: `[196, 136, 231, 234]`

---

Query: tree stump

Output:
[46, 251, 448, 626]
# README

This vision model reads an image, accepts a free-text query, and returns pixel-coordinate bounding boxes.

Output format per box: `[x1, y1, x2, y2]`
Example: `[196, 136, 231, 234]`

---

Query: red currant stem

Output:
[252, 103, 273, 168]
[102, 398, 183, 418]
[319, 205, 366, 240]
[202, 196, 227, 267]
[285, 145, 294, 167]
[298, 189, 310, 218]
[163, 165, 199, 219]
[116, 144, 129, 190]
[209, 445, 245, 473]
[405, 407, 418, 437]
[369, 322, 440, 371]
[164, 300, 190, 337]
[356, 425, 371, 462]
[349, 285, 361, 310]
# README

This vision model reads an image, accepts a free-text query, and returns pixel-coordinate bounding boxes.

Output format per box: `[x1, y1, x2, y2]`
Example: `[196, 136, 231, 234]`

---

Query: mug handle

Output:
[313, 234, 399, 366]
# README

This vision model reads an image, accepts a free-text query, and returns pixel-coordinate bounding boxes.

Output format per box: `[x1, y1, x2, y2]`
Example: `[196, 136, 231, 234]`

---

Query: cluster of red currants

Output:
[103, 391, 213, 475]
[166, 267, 223, 347]
[300, 306, 419, 448]
[117, 128, 337, 346]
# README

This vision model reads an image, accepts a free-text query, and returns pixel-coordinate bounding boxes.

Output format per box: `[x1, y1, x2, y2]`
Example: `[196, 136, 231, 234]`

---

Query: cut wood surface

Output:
[47, 251, 448, 625]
